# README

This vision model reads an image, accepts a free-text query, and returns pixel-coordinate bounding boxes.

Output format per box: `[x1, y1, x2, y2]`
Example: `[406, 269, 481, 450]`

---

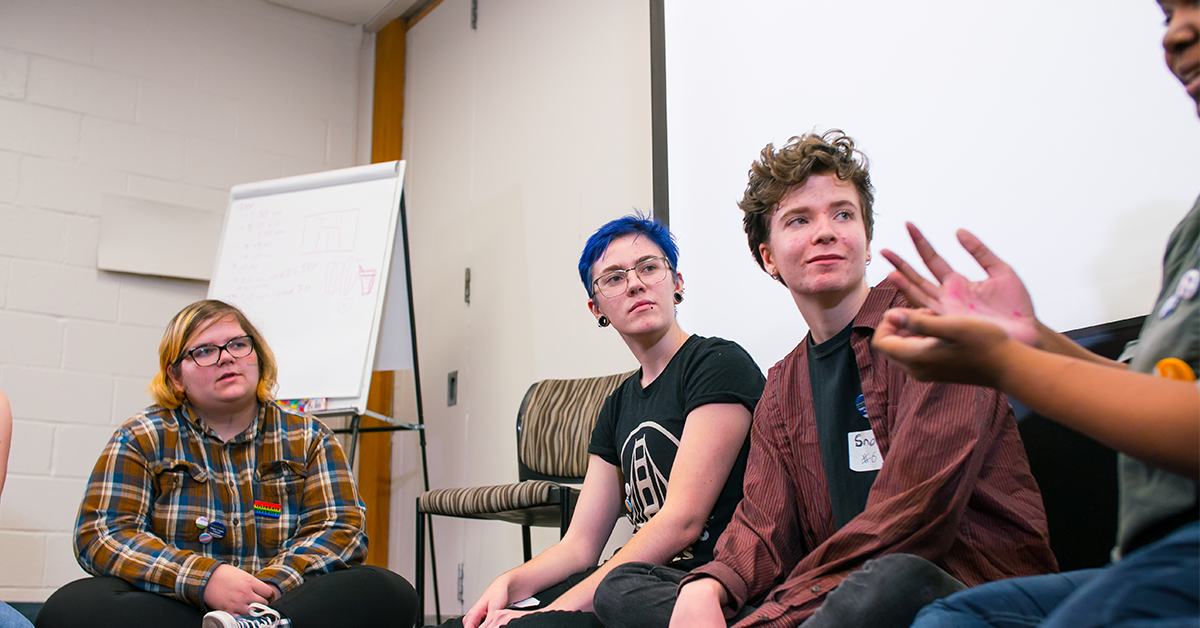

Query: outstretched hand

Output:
[880, 223, 1039, 347]
[872, 308, 1017, 388]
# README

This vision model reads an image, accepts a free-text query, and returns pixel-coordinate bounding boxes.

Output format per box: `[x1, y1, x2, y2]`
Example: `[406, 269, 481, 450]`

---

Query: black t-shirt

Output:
[587, 335, 764, 569]
[809, 322, 879, 530]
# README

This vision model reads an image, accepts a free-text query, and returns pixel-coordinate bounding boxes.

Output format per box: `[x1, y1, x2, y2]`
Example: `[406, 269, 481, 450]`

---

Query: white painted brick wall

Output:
[0, 0, 367, 602]
[63, 215, 101, 267]
[0, 2, 94, 65]
[2, 367, 114, 425]
[111, 377, 154, 426]
[53, 425, 118, 478]
[0, 530, 46, 587]
[139, 79, 238, 142]
[0, 311, 64, 368]
[0, 152, 18, 202]
[26, 57, 137, 122]
[117, 275, 210, 327]
[6, 421, 52, 475]
[126, 175, 229, 214]
[79, 118, 187, 180]
[18, 157, 126, 216]
[63, 320, 164, 378]
[0, 476, 87, 532]
[0, 208, 72, 263]
[0, 259, 7, 309]
[43, 531, 88, 589]
[0, 100, 81, 159]
[8, 261, 121, 320]
[0, 50, 29, 100]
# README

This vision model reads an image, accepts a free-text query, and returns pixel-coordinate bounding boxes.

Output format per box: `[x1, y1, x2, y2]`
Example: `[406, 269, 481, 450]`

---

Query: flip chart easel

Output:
[207, 160, 430, 465]
[208, 160, 437, 594]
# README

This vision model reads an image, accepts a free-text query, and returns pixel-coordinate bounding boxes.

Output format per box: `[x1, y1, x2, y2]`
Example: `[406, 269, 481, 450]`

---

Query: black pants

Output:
[36, 565, 419, 628]
[437, 567, 605, 628]
[594, 554, 967, 628]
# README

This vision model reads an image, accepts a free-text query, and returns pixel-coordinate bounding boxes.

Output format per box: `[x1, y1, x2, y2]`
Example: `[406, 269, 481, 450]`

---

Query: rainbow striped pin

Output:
[254, 500, 282, 519]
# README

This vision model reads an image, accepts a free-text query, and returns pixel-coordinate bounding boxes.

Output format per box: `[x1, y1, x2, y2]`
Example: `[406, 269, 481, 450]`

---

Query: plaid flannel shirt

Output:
[75, 400, 367, 609]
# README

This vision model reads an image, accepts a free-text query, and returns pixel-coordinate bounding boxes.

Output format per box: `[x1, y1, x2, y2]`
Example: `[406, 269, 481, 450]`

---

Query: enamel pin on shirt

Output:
[1160, 268, 1200, 319]
[254, 500, 282, 519]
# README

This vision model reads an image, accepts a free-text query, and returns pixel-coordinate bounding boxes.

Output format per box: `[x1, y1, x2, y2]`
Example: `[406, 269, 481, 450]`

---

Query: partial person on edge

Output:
[595, 131, 1058, 628]
[0, 390, 35, 628]
[874, 2, 1200, 626]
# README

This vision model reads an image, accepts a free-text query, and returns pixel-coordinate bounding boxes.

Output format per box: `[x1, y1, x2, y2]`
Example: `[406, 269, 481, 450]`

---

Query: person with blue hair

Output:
[451, 213, 765, 628]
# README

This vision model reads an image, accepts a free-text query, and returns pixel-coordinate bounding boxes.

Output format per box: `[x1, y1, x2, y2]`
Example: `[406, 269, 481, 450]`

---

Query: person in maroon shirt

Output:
[593, 130, 1057, 628]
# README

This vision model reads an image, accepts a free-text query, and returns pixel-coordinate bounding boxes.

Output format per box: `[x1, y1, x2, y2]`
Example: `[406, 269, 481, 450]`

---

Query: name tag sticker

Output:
[848, 429, 882, 472]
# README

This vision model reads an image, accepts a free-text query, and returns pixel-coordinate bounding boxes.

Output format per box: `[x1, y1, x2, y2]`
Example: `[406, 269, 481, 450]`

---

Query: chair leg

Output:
[430, 516, 441, 624]
[559, 487, 573, 539]
[522, 525, 533, 563]
[415, 499, 424, 628]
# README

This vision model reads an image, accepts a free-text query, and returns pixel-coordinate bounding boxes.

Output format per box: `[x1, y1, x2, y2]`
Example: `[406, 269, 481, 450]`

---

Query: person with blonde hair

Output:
[35, 299, 417, 628]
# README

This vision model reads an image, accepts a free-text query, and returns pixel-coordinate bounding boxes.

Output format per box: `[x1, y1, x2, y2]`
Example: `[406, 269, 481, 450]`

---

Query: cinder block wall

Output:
[0, 0, 366, 602]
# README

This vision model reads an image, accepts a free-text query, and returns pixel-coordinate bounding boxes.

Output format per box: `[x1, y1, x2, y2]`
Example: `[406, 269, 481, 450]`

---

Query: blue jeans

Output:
[0, 602, 34, 628]
[912, 521, 1200, 628]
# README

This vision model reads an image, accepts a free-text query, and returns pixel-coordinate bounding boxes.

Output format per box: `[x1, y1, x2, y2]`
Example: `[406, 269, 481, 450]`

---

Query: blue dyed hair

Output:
[578, 212, 679, 297]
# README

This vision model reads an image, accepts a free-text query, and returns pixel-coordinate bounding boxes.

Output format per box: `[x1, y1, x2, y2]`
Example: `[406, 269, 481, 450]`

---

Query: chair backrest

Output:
[516, 370, 636, 482]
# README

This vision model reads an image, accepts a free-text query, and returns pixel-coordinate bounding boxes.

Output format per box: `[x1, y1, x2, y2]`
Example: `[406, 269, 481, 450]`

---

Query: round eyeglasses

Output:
[592, 257, 672, 298]
[182, 335, 255, 367]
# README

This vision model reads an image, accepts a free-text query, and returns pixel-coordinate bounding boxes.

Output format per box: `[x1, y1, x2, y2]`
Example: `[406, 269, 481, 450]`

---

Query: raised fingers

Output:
[956, 229, 1014, 277]
[906, 222, 957, 282]
[880, 249, 940, 309]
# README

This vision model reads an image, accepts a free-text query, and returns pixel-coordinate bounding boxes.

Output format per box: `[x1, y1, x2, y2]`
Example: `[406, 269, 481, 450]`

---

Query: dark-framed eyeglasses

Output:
[592, 256, 672, 298]
[181, 335, 255, 367]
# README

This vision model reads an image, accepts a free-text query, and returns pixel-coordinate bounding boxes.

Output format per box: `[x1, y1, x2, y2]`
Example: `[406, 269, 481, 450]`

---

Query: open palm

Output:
[880, 223, 1039, 347]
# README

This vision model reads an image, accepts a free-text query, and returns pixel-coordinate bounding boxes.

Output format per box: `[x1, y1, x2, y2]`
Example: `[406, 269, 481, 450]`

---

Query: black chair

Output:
[1015, 316, 1143, 571]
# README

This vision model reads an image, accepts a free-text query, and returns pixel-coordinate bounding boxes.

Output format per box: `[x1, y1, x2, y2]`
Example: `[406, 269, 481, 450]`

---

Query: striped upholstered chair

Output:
[414, 370, 635, 622]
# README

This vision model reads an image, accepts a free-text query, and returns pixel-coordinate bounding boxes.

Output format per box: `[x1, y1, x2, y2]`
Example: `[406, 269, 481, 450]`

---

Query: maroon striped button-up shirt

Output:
[683, 280, 1057, 627]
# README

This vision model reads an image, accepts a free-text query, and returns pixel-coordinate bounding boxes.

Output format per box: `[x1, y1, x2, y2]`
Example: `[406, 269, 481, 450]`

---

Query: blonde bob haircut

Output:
[148, 299, 278, 409]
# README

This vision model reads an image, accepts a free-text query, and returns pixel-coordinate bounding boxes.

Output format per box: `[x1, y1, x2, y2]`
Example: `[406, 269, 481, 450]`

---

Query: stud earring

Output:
[597, 315, 609, 328]
[673, 292, 684, 304]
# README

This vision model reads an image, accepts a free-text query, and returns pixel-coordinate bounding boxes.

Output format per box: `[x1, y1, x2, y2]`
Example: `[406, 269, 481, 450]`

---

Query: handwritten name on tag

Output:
[848, 429, 882, 472]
